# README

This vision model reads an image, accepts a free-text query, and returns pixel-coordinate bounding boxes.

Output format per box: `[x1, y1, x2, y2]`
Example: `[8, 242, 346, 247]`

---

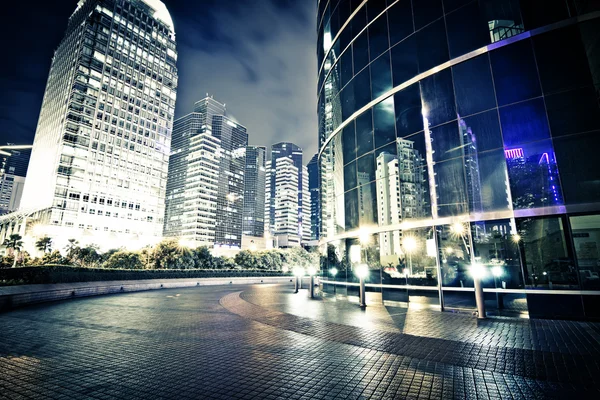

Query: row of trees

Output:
[0, 234, 318, 271]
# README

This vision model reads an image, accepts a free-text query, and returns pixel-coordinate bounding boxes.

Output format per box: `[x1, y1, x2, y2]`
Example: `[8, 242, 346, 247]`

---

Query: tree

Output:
[104, 251, 144, 269]
[192, 246, 214, 269]
[3, 234, 23, 267]
[64, 239, 79, 262]
[71, 245, 102, 268]
[234, 250, 257, 269]
[35, 236, 53, 254]
[151, 240, 194, 269]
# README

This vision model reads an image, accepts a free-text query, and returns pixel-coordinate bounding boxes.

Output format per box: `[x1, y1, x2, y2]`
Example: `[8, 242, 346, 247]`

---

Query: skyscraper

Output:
[12, 0, 177, 251]
[271, 157, 300, 248]
[266, 142, 311, 246]
[0, 146, 31, 215]
[307, 154, 320, 241]
[243, 146, 266, 238]
[164, 96, 248, 250]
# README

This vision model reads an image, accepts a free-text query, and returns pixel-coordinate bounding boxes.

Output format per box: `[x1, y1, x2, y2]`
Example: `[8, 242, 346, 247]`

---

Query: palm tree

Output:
[35, 236, 53, 254]
[64, 239, 79, 262]
[3, 234, 23, 268]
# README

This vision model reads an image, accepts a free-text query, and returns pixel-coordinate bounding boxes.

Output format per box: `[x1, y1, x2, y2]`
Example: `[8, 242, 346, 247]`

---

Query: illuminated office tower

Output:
[165, 96, 248, 250]
[307, 154, 320, 241]
[267, 142, 310, 245]
[272, 157, 300, 247]
[242, 146, 267, 238]
[13, 0, 177, 251]
[0, 147, 31, 215]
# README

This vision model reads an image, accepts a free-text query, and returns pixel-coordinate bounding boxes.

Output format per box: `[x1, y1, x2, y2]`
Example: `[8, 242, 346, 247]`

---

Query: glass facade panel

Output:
[416, 19, 449, 73]
[553, 131, 600, 204]
[368, 11, 390, 61]
[545, 87, 600, 138]
[516, 216, 577, 289]
[373, 97, 396, 149]
[570, 214, 600, 290]
[370, 51, 392, 99]
[412, 0, 443, 30]
[355, 111, 374, 157]
[490, 39, 541, 107]
[420, 69, 456, 128]
[533, 26, 593, 94]
[353, 31, 370, 74]
[453, 55, 496, 117]
[391, 35, 418, 87]
[393, 84, 422, 138]
[446, 1, 490, 59]
[387, 0, 414, 47]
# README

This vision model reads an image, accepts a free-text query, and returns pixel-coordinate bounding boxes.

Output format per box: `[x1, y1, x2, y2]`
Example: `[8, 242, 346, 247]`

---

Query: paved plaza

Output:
[1, 284, 600, 399]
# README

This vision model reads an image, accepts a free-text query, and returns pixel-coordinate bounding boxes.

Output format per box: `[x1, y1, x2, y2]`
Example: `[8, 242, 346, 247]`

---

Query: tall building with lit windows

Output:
[3, 0, 177, 253]
[164, 96, 248, 250]
[266, 142, 311, 247]
[243, 146, 266, 238]
[318, 0, 600, 320]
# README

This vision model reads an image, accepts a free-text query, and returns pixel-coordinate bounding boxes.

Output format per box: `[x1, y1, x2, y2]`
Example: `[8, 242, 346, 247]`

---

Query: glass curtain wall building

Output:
[308, 154, 321, 241]
[242, 146, 267, 238]
[317, 0, 600, 319]
[12, 0, 177, 252]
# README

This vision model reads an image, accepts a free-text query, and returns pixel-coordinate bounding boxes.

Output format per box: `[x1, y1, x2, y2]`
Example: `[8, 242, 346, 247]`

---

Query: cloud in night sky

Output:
[168, 0, 319, 161]
[0, 0, 319, 162]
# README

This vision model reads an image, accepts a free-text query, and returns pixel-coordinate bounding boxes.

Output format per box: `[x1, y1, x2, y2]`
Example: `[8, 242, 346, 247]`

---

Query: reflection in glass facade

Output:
[317, 0, 600, 319]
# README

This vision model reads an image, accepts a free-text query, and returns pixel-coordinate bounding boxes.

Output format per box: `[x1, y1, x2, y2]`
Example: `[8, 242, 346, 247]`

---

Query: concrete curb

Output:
[0, 276, 295, 312]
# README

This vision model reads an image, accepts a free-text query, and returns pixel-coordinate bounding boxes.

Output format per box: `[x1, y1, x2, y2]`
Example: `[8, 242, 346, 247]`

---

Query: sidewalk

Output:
[0, 276, 293, 312]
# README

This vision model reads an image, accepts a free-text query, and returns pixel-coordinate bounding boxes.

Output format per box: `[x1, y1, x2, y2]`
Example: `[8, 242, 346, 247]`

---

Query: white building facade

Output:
[12, 0, 178, 252]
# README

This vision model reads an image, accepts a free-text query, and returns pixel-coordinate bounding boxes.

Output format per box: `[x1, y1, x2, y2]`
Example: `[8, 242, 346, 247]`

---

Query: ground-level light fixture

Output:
[469, 262, 486, 319]
[358, 228, 371, 245]
[491, 266, 504, 278]
[469, 262, 487, 279]
[330, 267, 338, 277]
[450, 222, 466, 236]
[355, 264, 369, 308]
[293, 267, 304, 293]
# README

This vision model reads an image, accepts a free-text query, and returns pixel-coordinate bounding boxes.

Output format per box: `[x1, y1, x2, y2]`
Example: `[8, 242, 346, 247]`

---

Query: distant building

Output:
[307, 154, 320, 241]
[266, 142, 311, 246]
[266, 154, 311, 248]
[0, 147, 31, 215]
[164, 96, 248, 250]
[242, 146, 266, 238]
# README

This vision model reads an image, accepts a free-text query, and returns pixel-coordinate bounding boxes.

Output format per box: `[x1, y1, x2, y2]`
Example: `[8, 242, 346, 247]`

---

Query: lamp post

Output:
[293, 267, 304, 293]
[403, 268, 410, 303]
[356, 264, 369, 308]
[491, 266, 504, 309]
[470, 262, 486, 318]
[330, 267, 338, 295]
[307, 267, 317, 298]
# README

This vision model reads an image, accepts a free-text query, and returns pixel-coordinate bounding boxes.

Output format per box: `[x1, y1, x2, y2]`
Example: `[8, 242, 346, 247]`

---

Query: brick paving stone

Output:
[0, 284, 599, 399]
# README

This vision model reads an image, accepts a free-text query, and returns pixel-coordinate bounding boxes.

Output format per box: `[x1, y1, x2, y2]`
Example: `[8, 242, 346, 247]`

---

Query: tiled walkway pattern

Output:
[0, 284, 599, 399]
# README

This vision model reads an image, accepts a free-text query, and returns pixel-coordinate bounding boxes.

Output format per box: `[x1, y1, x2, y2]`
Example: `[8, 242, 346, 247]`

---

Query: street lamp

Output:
[355, 264, 369, 308]
[491, 266, 504, 309]
[330, 267, 338, 295]
[469, 262, 487, 318]
[403, 268, 410, 303]
[307, 266, 317, 298]
[293, 267, 305, 293]
[402, 236, 417, 275]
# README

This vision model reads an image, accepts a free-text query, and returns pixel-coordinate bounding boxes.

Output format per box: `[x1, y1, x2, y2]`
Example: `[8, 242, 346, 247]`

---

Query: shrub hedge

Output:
[0, 265, 292, 285]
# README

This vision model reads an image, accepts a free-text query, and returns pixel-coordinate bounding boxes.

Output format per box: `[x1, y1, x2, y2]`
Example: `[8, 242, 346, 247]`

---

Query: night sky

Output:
[0, 0, 319, 161]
